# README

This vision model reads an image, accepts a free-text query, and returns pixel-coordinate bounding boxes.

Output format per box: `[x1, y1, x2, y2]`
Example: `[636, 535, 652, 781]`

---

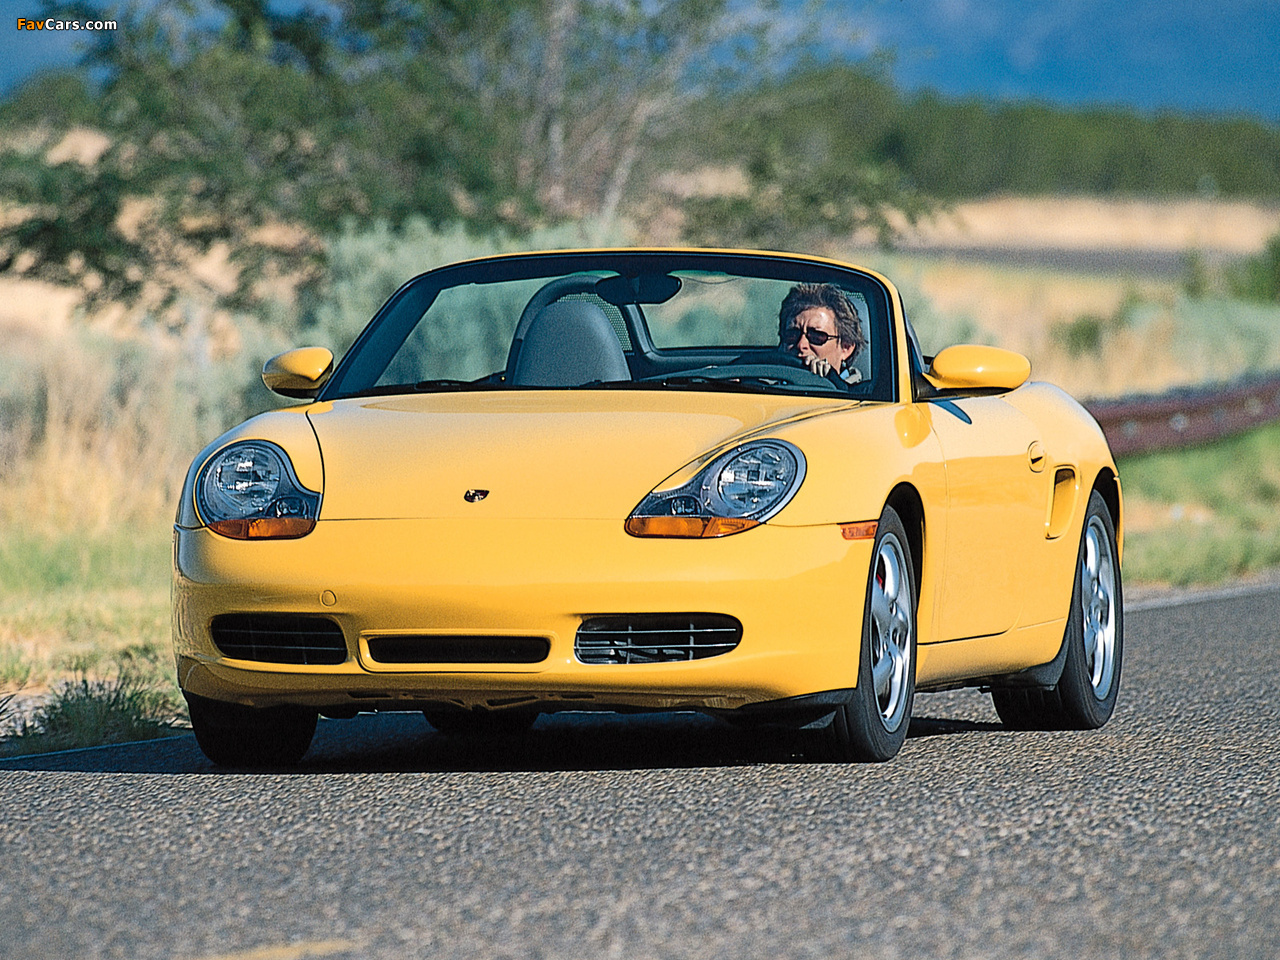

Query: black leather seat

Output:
[508, 300, 631, 387]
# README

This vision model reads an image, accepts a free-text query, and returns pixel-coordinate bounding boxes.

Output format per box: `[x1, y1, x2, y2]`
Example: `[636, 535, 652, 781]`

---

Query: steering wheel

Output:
[642, 356, 846, 391]
[728, 349, 850, 390]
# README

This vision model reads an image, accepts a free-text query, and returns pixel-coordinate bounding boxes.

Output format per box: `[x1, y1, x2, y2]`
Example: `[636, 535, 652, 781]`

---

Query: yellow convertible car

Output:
[172, 249, 1122, 766]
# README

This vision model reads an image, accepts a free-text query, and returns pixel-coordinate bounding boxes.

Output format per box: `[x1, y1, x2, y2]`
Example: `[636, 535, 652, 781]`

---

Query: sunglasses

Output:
[782, 327, 841, 347]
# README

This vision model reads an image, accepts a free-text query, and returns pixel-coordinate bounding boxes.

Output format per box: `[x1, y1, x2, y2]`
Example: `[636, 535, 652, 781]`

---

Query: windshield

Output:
[322, 251, 896, 402]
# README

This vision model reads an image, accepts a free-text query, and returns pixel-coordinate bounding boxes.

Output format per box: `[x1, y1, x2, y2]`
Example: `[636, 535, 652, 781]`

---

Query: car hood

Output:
[306, 391, 854, 520]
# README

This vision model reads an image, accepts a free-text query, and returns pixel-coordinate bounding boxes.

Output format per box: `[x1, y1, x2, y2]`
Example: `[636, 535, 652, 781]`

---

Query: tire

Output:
[992, 490, 1123, 730]
[186, 693, 317, 768]
[424, 710, 538, 737]
[815, 505, 917, 762]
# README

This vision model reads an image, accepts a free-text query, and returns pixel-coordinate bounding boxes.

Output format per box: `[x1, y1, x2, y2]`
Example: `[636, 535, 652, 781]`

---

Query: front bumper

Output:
[173, 518, 872, 713]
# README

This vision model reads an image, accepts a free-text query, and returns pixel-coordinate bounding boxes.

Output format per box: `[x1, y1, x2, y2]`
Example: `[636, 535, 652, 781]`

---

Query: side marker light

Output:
[840, 521, 879, 540]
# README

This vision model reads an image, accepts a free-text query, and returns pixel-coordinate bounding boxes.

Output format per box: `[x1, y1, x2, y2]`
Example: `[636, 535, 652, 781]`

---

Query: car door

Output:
[926, 394, 1048, 642]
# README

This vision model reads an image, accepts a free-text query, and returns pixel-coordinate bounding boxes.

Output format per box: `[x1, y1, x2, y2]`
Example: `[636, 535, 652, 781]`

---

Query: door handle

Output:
[1027, 441, 1047, 473]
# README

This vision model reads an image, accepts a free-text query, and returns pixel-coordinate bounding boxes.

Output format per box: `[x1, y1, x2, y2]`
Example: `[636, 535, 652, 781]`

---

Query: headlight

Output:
[196, 441, 321, 540]
[626, 440, 805, 538]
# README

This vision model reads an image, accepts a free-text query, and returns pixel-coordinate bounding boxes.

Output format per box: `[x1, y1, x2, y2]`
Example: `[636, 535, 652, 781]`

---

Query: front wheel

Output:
[815, 505, 917, 762]
[992, 489, 1123, 730]
[186, 693, 317, 768]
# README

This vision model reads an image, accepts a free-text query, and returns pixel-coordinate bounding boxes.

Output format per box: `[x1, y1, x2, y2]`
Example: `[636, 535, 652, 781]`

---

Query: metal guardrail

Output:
[1083, 371, 1280, 457]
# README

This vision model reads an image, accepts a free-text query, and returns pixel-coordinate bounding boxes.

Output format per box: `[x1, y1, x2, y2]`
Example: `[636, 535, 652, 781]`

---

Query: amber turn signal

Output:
[839, 521, 878, 540]
[625, 516, 760, 538]
[208, 517, 317, 540]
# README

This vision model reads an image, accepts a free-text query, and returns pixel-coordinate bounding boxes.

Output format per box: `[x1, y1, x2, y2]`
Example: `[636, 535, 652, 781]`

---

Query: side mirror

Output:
[262, 347, 334, 399]
[925, 345, 1030, 393]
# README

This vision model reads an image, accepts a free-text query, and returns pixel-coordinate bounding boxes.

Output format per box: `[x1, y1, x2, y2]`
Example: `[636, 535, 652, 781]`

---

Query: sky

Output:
[855, 0, 1280, 121]
[4, 0, 1279, 122]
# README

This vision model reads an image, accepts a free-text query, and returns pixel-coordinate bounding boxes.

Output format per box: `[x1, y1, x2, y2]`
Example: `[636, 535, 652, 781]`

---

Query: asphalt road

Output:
[897, 244, 1203, 279]
[3, 585, 1279, 960]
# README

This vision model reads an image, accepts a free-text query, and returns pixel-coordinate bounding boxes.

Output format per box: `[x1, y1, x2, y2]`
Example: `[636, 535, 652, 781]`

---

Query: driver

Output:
[778, 282, 867, 383]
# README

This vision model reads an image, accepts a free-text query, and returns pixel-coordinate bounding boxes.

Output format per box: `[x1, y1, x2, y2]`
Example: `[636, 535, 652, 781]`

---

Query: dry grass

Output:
[0, 322, 260, 703]
[897, 195, 1280, 255]
[0, 276, 80, 337]
[1117, 419, 1280, 586]
[4, 351, 173, 531]
[857, 254, 1180, 393]
[0, 566, 175, 744]
[0, 321, 270, 534]
[0, 527, 173, 700]
[0, 586, 170, 683]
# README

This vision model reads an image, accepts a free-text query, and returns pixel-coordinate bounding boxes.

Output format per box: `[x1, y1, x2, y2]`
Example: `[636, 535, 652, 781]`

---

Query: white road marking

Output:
[186, 939, 359, 960]
[1126, 575, 1280, 612]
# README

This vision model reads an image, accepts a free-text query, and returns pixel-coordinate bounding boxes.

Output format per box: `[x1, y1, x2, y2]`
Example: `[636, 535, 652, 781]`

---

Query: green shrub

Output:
[1052, 313, 1108, 356]
[0, 651, 32, 689]
[1050, 290, 1143, 358]
[0, 663, 180, 757]
[1227, 231, 1280, 304]
[1180, 250, 1212, 299]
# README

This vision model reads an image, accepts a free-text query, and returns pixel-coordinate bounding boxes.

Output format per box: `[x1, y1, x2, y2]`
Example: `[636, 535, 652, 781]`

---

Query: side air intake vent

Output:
[576, 614, 743, 664]
[210, 614, 347, 665]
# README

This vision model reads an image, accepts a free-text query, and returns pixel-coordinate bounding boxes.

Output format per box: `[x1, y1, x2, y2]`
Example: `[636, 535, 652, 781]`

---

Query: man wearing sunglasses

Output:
[778, 282, 868, 383]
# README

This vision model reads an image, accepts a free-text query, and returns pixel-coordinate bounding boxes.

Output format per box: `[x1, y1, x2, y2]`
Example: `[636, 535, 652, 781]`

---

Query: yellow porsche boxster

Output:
[172, 249, 1122, 766]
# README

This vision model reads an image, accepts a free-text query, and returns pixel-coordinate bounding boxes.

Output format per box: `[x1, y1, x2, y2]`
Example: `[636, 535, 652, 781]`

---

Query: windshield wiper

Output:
[412, 379, 483, 391]
[580, 376, 805, 395]
[341, 379, 499, 399]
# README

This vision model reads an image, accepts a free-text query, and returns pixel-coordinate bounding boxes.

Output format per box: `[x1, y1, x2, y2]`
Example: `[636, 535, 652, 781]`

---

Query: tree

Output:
[0, 1, 527, 313]
[0, 0, 933, 311]
[676, 63, 933, 249]
[323, 0, 797, 222]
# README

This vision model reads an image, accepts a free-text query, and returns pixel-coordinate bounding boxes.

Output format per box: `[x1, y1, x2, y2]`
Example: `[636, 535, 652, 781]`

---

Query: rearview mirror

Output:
[595, 273, 682, 305]
[925, 345, 1030, 393]
[262, 347, 334, 399]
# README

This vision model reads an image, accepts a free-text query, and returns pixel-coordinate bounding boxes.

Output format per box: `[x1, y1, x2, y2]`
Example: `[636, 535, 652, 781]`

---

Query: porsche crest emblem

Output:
[464, 489, 490, 503]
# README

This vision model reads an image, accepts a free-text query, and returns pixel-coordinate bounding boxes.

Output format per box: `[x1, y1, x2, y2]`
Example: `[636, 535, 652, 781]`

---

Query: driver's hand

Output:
[804, 356, 833, 377]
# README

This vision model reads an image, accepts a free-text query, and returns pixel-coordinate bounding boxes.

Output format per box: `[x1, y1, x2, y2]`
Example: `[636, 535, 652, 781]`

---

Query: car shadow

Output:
[907, 716, 1007, 737]
[0, 710, 1009, 775]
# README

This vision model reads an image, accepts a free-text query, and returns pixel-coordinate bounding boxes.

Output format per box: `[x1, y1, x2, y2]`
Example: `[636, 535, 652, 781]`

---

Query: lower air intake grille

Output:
[365, 635, 550, 664]
[576, 614, 743, 664]
[210, 614, 347, 665]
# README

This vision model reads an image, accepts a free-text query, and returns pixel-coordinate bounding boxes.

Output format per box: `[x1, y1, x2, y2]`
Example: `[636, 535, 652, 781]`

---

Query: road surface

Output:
[2, 584, 1278, 960]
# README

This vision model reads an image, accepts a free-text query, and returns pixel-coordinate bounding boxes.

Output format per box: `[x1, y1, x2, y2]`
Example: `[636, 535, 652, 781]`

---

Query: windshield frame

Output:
[319, 249, 900, 403]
